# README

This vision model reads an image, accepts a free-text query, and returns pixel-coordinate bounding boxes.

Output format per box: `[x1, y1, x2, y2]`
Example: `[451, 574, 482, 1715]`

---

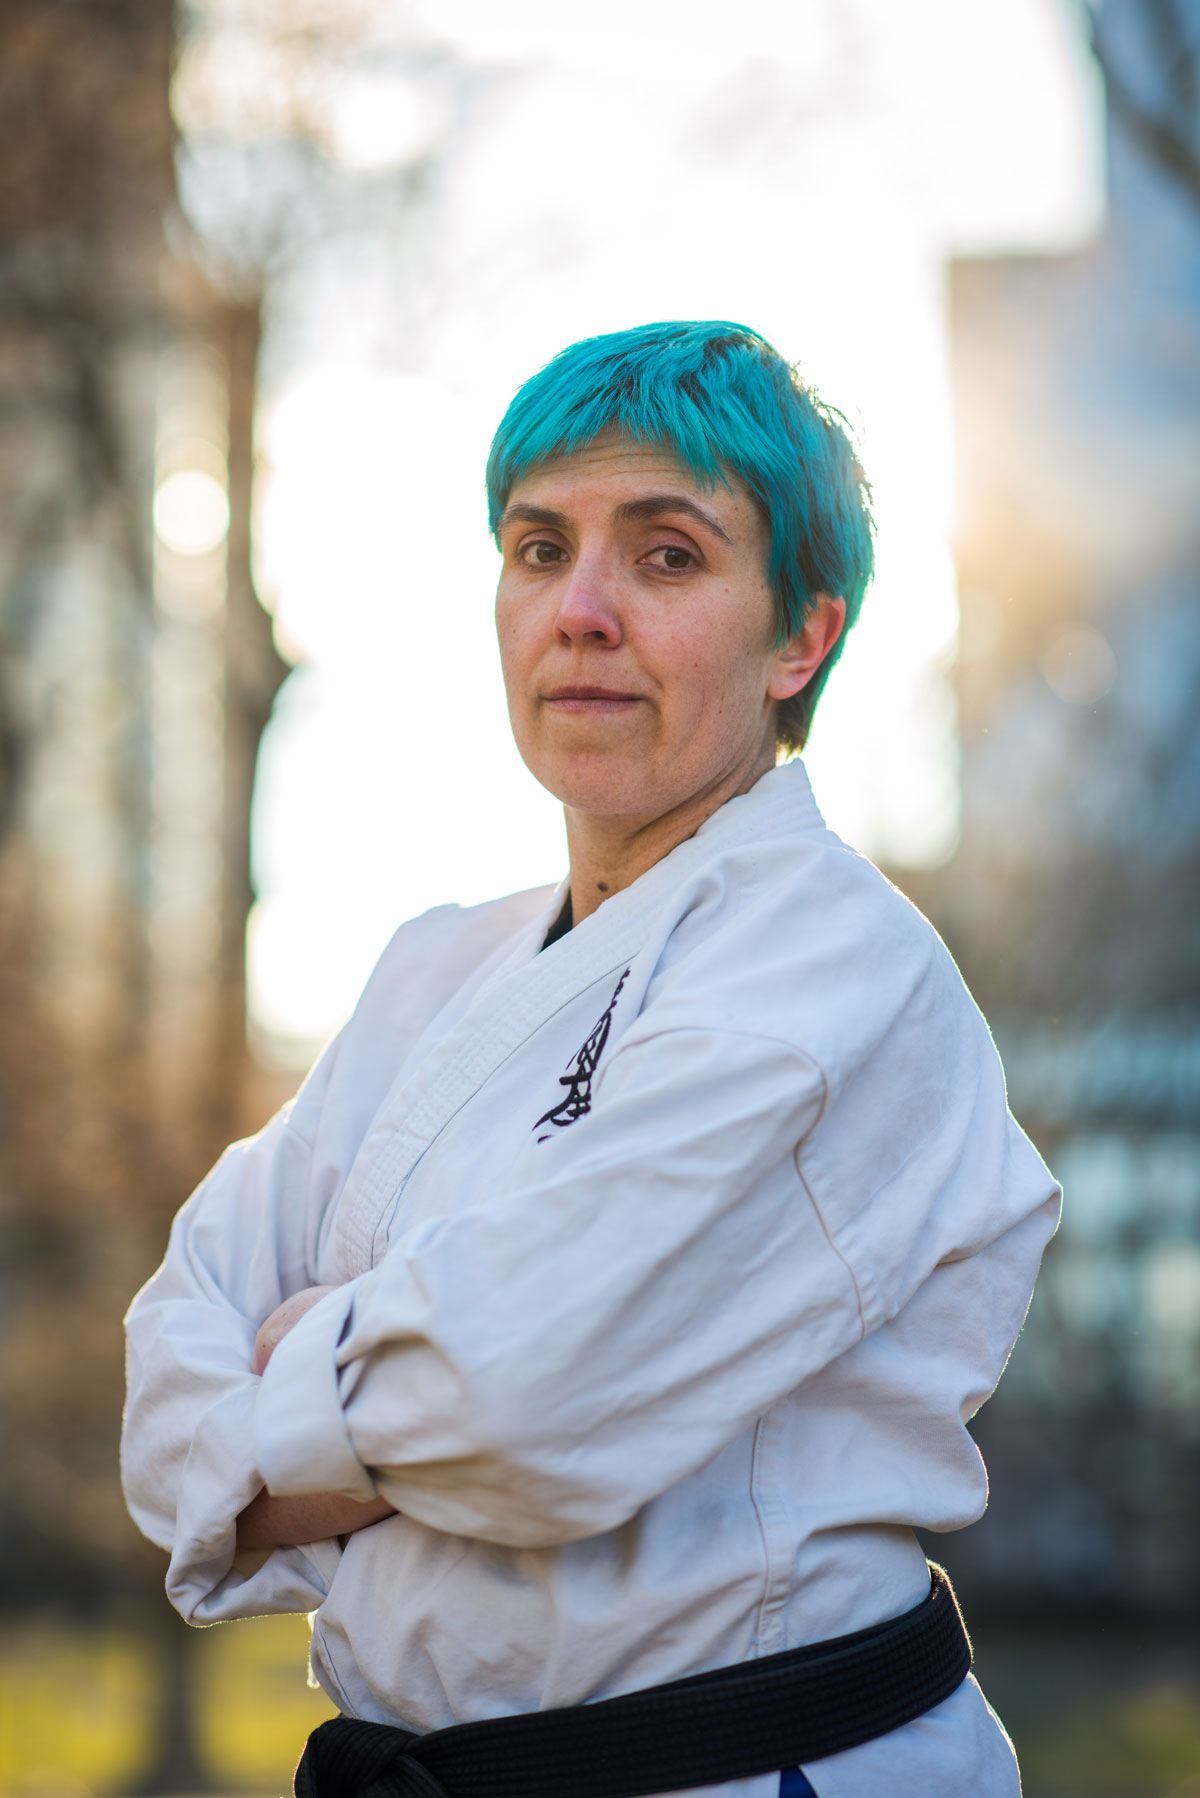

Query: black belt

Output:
[296, 1562, 971, 1798]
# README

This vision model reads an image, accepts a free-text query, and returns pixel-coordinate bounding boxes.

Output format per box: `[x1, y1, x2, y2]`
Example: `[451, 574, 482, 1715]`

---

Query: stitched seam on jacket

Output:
[309, 1615, 356, 1717]
[794, 1151, 871, 1340]
[748, 1404, 792, 1657]
[748, 1411, 773, 1656]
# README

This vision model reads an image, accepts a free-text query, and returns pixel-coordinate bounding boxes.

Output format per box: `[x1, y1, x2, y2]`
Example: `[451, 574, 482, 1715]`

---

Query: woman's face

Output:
[495, 433, 822, 826]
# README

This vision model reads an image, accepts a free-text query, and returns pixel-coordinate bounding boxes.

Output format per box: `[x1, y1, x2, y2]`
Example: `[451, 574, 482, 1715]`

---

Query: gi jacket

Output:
[121, 761, 1061, 1798]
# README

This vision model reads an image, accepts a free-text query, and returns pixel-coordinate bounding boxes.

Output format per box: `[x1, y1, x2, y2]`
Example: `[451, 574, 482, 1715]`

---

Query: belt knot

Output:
[296, 1716, 454, 1798]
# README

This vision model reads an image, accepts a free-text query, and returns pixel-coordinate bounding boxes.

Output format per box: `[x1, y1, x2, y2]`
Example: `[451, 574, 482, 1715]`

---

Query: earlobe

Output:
[768, 593, 847, 701]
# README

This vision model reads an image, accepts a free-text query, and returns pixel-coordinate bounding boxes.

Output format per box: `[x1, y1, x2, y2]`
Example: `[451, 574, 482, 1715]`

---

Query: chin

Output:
[530, 752, 664, 818]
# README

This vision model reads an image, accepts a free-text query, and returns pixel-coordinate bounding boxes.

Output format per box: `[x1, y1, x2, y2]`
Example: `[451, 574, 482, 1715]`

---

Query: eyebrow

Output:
[498, 503, 571, 532]
[498, 494, 733, 544]
[612, 494, 732, 543]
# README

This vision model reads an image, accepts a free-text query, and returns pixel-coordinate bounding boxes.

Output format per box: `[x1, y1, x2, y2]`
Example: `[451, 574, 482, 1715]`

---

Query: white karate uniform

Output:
[122, 760, 1060, 1798]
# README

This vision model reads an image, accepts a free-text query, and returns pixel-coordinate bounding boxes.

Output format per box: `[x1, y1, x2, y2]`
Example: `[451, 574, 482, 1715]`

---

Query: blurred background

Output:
[0, 0, 1197, 1793]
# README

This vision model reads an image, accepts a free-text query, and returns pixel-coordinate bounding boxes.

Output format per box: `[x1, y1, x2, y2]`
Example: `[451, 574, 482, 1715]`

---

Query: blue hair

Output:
[486, 320, 874, 746]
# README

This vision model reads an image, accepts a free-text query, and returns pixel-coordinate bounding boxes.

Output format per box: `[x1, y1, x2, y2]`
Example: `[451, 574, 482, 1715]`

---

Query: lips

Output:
[543, 685, 644, 711]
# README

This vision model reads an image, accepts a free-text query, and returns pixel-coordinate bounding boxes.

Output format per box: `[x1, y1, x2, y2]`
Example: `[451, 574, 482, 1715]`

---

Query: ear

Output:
[767, 593, 847, 701]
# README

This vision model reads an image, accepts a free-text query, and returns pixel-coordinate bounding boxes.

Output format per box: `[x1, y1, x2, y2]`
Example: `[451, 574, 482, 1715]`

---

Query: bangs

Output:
[486, 320, 874, 650]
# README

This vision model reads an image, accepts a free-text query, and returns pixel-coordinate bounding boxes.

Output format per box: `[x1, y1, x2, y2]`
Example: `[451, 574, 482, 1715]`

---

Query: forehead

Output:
[507, 430, 760, 536]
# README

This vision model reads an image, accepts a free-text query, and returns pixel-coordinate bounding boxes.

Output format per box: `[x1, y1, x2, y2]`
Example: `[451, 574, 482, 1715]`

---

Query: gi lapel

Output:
[334, 761, 824, 1278]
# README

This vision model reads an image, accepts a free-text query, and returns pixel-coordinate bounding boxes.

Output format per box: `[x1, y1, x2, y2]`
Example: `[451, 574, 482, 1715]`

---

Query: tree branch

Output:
[1088, 5, 1200, 215]
[1141, 0, 1200, 122]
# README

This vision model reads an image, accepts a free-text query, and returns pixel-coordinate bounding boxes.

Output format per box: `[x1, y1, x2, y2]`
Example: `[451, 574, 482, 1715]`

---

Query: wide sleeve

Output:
[121, 893, 555, 1621]
[120, 1044, 348, 1625]
[255, 1026, 842, 1547]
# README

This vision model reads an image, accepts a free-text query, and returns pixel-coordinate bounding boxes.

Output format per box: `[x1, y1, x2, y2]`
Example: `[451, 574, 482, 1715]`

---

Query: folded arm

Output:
[235, 1283, 397, 1549]
[120, 1059, 380, 1623]
[122, 900, 548, 1621]
[253, 976, 1061, 1553]
[256, 1026, 844, 1546]
[235, 1487, 395, 1547]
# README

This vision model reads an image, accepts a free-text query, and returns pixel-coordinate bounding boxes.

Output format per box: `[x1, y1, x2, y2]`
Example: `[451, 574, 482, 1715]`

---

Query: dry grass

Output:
[0, 1613, 335, 1796]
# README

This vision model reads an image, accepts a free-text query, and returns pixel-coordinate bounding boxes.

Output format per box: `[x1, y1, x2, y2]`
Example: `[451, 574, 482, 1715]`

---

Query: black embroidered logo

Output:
[534, 968, 631, 1141]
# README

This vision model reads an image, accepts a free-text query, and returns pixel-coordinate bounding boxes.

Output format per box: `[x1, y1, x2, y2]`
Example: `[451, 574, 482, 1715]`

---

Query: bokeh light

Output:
[153, 468, 231, 557]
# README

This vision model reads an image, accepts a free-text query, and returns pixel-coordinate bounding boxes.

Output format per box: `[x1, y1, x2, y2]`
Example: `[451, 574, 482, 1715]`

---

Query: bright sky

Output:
[233, 0, 1103, 1051]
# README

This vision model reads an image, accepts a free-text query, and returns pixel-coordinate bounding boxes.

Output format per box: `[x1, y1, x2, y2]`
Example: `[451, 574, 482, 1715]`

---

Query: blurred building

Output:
[909, 1, 1200, 1613]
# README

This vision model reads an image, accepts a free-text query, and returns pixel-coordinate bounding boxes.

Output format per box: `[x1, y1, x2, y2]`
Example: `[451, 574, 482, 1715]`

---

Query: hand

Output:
[241, 1281, 399, 1547]
[252, 1284, 338, 1375]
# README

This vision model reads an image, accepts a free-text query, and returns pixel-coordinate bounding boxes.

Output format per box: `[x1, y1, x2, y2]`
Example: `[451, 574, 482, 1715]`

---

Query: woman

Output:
[122, 321, 1060, 1798]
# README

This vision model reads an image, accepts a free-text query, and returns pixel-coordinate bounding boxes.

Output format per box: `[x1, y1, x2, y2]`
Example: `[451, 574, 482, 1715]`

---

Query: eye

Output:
[642, 544, 697, 571]
[518, 539, 567, 567]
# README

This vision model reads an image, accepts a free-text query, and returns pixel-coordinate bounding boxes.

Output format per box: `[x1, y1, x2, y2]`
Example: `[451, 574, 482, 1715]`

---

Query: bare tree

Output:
[1086, 0, 1200, 211]
[0, 3, 288, 1788]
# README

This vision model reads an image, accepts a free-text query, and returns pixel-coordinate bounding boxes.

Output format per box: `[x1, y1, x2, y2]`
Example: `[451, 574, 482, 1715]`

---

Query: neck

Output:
[564, 742, 778, 927]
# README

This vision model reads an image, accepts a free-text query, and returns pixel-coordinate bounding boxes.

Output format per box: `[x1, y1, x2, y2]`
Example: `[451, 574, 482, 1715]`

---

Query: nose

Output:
[552, 553, 622, 648]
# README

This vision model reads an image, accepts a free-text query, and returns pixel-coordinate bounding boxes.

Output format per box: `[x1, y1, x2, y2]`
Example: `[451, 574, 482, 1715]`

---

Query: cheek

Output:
[495, 591, 529, 678]
[673, 606, 773, 722]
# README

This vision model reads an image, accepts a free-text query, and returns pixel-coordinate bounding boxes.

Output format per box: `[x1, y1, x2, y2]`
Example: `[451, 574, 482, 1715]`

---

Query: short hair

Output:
[486, 320, 874, 751]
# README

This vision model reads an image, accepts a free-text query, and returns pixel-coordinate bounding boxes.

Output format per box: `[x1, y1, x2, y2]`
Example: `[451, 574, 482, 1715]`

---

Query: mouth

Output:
[542, 685, 644, 713]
